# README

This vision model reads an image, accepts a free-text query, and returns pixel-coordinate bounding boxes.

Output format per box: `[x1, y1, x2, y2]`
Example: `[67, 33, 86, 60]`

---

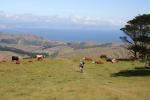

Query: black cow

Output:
[12, 56, 19, 62]
[106, 57, 112, 62]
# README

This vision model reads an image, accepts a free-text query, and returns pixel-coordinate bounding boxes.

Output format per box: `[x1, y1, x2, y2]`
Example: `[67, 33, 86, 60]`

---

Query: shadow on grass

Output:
[112, 66, 150, 77]
[134, 66, 150, 70]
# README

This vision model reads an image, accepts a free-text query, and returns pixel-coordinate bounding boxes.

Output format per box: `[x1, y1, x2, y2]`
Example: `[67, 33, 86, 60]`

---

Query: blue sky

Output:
[0, 0, 150, 30]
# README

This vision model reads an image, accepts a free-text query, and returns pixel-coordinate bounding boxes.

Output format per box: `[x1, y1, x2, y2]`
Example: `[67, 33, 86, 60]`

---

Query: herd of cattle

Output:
[1, 54, 119, 64]
[82, 55, 118, 64]
[11, 55, 44, 64]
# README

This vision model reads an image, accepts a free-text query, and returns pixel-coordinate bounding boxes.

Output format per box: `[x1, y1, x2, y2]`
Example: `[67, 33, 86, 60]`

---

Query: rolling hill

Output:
[0, 32, 131, 61]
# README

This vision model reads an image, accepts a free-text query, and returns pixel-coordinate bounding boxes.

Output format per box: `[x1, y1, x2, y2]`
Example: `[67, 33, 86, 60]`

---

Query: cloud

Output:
[0, 11, 124, 30]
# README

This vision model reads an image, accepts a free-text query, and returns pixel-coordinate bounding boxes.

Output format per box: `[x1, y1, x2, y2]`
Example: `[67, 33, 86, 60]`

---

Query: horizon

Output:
[0, 28, 124, 43]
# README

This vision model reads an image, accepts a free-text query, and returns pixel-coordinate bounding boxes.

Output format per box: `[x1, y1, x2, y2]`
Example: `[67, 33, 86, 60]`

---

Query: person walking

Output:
[79, 60, 85, 73]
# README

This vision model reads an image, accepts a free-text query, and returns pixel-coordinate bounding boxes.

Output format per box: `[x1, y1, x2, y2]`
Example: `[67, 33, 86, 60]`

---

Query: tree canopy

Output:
[120, 14, 150, 66]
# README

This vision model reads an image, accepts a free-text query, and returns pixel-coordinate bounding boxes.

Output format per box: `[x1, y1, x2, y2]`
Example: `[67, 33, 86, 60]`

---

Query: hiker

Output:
[79, 60, 85, 73]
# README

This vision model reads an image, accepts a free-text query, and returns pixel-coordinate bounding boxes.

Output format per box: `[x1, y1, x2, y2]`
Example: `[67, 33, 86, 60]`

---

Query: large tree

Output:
[120, 14, 150, 65]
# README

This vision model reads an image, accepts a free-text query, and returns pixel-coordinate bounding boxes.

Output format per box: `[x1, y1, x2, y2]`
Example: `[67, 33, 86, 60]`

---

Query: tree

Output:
[120, 14, 150, 66]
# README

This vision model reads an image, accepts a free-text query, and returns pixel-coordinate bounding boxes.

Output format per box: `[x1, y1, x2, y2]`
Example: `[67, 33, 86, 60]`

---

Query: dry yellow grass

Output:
[0, 58, 150, 100]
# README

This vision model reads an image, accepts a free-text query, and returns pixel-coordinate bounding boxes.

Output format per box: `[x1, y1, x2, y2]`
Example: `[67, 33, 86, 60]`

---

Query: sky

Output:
[0, 0, 150, 30]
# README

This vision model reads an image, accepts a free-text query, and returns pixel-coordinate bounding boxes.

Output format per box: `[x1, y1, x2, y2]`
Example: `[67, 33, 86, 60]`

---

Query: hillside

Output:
[57, 43, 130, 58]
[0, 58, 149, 100]
[0, 32, 65, 60]
[0, 32, 131, 61]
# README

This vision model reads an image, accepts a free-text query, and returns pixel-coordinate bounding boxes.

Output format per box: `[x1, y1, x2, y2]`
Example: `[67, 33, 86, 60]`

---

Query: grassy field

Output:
[0, 58, 150, 100]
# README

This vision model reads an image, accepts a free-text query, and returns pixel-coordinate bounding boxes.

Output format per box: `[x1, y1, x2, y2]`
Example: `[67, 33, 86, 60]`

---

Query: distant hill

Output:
[0, 32, 64, 60]
[0, 32, 131, 61]
[0, 32, 63, 46]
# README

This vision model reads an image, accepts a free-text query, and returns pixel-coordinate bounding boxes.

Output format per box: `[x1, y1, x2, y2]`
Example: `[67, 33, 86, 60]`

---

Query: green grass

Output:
[0, 58, 150, 100]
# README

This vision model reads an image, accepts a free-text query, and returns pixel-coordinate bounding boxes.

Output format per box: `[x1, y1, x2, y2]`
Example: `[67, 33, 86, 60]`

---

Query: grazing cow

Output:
[92, 60, 103, 64]
[16, 60, 21, 64]
[112, 59, 118, 63]
[36, 55, 43, 61]
[82, 57, 93, 61]
[106, 57, 112, 62]
[100, 54, 107, 59]
[12, 56, 19, 62]
[106, 57, 118, 63]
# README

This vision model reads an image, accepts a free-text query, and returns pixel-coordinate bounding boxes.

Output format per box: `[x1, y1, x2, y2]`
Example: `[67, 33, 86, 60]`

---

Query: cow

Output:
[92, 60, 103, 64]
[106, 57, 118, 63]
[36, 55, 43, 61]
[82, 57, 93, 61]
[16, 60, 21, 64]
[106, 57, 112, 62]
[100, 54, 107, 59]
[12, 56, 19, 62]
[112, 58, 118, 63]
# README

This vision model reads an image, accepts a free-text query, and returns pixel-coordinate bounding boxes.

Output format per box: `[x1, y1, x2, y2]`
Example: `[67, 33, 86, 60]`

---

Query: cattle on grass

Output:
[15, 60, 21, 64]
[112, 59, 118, 63]
[36, 55, 43, 61]
[100, 54, 107, 59]
[106, 57, 118, 63]
[92, 60, 103, 64]
[106, 57, 112, 62]
[12, 56, 19, 62]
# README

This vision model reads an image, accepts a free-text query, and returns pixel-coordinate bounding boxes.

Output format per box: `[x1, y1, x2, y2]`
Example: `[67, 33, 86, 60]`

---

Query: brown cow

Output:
[100, 54, 107, 59]
[16, 60, 21, 64]
[92, 60, 103, 64]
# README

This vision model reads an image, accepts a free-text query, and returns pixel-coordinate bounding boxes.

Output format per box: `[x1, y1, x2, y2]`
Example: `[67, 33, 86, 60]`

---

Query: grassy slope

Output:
[58, 46, 130, 59]
[0, 58, 150, 100]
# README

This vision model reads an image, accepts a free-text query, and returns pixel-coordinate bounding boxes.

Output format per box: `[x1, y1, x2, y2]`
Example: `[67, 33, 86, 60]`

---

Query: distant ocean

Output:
[0, 28, 124, 43]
